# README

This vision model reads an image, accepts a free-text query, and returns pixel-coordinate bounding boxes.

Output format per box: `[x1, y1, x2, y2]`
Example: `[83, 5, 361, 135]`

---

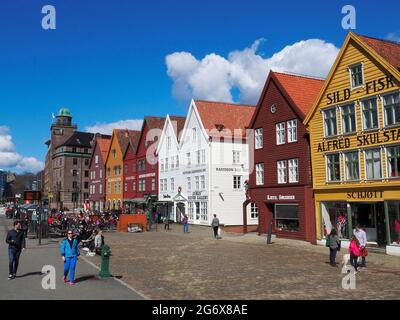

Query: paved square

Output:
[86, 224, 400, 300]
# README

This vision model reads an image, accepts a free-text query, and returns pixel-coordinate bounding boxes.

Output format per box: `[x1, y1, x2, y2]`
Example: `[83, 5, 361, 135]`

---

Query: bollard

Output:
[99, 244, 112, 278]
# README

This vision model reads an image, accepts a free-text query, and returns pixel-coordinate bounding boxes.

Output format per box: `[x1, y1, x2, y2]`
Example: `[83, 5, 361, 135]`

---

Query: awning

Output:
[154, 201, 173, 206]
[123, 198, 146, 204]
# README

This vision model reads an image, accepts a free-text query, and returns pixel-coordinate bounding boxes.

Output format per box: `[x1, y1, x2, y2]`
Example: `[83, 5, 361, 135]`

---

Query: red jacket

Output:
[349, 240, 361, 257]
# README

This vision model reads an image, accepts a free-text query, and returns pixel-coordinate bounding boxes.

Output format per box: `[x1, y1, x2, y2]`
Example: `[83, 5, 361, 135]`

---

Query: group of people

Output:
[327, 224, 368, 274]
[179, 213, 221, 239]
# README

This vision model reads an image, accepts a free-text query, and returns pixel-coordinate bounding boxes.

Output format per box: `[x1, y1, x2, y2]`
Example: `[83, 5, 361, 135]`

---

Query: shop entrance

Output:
[351, 202, 386, 247]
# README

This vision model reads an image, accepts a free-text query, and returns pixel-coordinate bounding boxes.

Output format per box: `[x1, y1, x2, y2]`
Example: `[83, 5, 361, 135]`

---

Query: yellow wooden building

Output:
[105, 129, 139, 211]
[304, 32, 400, 255]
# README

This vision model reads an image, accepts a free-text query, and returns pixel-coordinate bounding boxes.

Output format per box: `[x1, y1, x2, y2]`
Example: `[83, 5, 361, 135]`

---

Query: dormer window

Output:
[349, 63, 364, 89]
[215, 124, 225, 132]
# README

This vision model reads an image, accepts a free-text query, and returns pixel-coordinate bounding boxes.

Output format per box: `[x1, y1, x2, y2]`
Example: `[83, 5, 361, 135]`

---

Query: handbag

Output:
[361, 247, 368, 257]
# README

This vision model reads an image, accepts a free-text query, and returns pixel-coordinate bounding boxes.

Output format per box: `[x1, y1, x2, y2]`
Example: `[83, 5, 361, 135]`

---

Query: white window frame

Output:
[256, 163, 264, 186]
[201, 175, 206, 190]
[349, 62, 365, 90]
[201, 150, 206, 164]
[187, 153, 191, 167]
[277, 160, 287, 184]
[233, 151, 241, 165]
[322, 107, 338, 138]
[255, 128, 263, 149]
[363, 148, 383, 181]
[95, 155, 99, 165]
[187, 177, 191, 191]
[325, 153, 342, 183]
[196, 150, 201, 165]
[382, 91, 400, 128]
[195, 176, 200, 191]
[276, 123, 286, 145]
[385, 144, 400, 179]
[170, 178, 175, 192]
[340, 103, 357, 135]
[250, 203, 259, 220]
[361, 97, 380, 132]
[233, 175, 242, 190]
[343, 150, 361, 182]
[288, 159, 299, 183]
[287, 120, 297, 143]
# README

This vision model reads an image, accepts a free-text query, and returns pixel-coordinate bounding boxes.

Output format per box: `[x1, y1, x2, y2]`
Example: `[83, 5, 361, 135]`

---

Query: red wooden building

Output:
[123, 116, 166, 214]
[245, 71, 324, 243]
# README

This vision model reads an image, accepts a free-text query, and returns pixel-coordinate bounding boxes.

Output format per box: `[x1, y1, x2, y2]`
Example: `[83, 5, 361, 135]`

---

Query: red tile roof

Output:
[169, 116, 186, 142]
[115, 129, 141, 154]
[97, 137, 111, 163]
[145, 116, 167, 131]
[272, 72, 324, 117]
[358, 35, 400, 70]
[194, 100, 256, 138]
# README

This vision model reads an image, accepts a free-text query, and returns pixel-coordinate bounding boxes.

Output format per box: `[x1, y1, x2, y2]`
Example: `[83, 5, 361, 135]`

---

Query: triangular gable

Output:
[88, 139, 99, 168]
[304, 32, 400, 125]
[105, 130, 121, 165]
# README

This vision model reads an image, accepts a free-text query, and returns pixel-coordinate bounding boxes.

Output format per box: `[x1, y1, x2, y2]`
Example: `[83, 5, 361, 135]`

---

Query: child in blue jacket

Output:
[60, 230, 80, 285]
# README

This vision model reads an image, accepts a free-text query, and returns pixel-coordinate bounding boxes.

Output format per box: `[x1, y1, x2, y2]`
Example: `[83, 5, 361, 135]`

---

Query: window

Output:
[85, 171, 89, 178]
[112, 149, 116, 159]
[195, 202, 200, 220]
[201, 150, 206, 164]
[73, 158, 78, 166]
[107, 182, 110, 194]
[114, 166, 121, 176]
[170, 157, 175, 170]
[72, 181, 78, 189]
[192, 128, 197, 142]
[133, 163, 137, 173]
[287, 120, 297, 143]
[99, 184, 103, 195]
[344, 151, 360, 181]
[256, 163, 264, 185]
[72, 170, 78, 177]
[196, 151, 201, 165]
[288, 159, 299, 183]
[139, 178, 146, 192]
[84, 182, 89, 189]
[323, 108, 338, 137]
[233, 151, 240, 165]
[124, 183, 128, 192]
[176, 155, 179, 168]
[250, 203, 259, 219]
[383, 92, 400, 127]
[187, 153, 191, 167]
[72, 147, 77, 153]
[195, 176, 200, 191]
[124, 164, 128, 175]
[167, 137, 171, 150]
[152, 178, 156, 191]
[107, 167, 111, 177]
[275, 204, 299, 232]
[233, 176, 242, 190]
[277, 160, 287, 184]
[99, 169, 102, 179]
[187, 177, 191, 191]
[200, 202, 208, 222]
[163, 179, 168, 192]
[326, 153, 341, 182]
[341, 104, 357, 134]
[95, 155, 99, 164]
[276, 123, 286, 145]
[165, 158, 169, 171]
[138, 160, 146, 172]
[188, 202, 194, 221]
[362, 98, 379, 130]
[255, 128, 263, 149]
[85, 159, 89, 166]
[365, 149, 382, 180]
[201, 175, 206, 190]
[132, 178, 136, 192]
[170, 178, 174, 192]
[350, 63, 364, 88]
[160, 159, 165, 172]
[386, 145, 400, 178]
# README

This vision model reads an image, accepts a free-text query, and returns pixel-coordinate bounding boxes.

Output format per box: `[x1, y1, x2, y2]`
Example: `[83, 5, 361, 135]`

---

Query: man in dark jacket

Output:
[5, 221, 26, 280]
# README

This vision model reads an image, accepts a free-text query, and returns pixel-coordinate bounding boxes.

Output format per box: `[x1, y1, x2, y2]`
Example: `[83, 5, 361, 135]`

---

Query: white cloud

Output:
[0, 126, 44, 173]
[166, 38, 339, 104]
[387, 32, 400, 42]
[85, 119, 144, 135]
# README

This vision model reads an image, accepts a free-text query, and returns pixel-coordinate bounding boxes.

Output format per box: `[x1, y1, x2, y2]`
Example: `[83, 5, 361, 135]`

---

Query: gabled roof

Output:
[135, 116, 167, 153]
[357, 35, 400, 70]
[194, 100, 256, 138]
[106, 129, 140, 163]
[89, 136, 111, 167]
[304, 32, 400, 125]
[122, 130, 142, 160]
[59, 132, 111, 148]
[168, 115, 186, 142]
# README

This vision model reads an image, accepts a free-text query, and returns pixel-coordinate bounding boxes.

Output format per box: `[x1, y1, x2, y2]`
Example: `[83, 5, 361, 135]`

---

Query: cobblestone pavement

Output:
[87, 224, 400, 300]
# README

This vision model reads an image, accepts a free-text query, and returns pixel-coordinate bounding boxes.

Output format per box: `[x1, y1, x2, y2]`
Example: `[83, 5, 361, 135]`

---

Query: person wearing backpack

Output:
[326, 229, 341, 267]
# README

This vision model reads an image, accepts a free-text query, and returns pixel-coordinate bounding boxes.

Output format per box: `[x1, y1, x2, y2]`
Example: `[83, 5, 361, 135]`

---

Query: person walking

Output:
[60, 230, 80, 285]
[94, 230, 104, 255]
[5, 221, 26, 280]
[164, 214, 170, 231]
[182, 214, 189, 233]
[353, 224, 367, 269]
[349, 236, 361, 274]
[211, 214, 220, 239]
[326, 229, 340, 267]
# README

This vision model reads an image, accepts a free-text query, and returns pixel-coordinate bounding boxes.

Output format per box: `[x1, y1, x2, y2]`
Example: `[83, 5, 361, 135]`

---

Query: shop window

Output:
[344, 151, 360, 181]
[388, 201, 400, 246]
[256, 163, 264, 185]
[288, 159, 299, 183]
[200, 202, 208, 222]
[341, 104, 357, 134]
[383, 92, 400, 127]
[386, 145, 400, 178]
[321, 202, 349, 239]
[188, 202, 194, 221]
[255, 128, 263, 149]
[277, 160, 287, 184]
[195, 202, 200, 220]
[326, 153, 341, 182]
[250, 203, 259, 219]
[287, 120, 297, 143]
[350, 63, 364, 89]
[365, 149, 382, 180]
[276, 123, 286, 145]
[362, 98, 379, 131]
[323, 108, 337, 137]
[275, 204, 299, 232]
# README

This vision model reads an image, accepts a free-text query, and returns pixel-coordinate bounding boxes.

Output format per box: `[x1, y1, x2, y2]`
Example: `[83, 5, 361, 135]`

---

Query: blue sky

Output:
[0, 0, 399, 172]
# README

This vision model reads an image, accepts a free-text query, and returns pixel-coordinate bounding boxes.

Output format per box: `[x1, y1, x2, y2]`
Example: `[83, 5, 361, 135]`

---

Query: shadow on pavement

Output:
[17, 272, 43, 278]
[75, 275, 96, 283]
